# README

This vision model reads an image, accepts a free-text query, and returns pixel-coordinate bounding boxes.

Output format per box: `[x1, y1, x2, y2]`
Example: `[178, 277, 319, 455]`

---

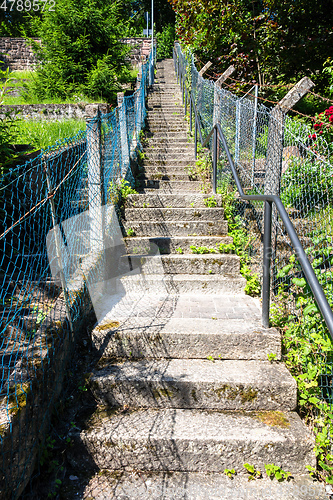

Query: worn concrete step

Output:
[125, 193, 222, 208]
[145, 137, 191, 144]
[72, 408, 315, 475]
[147, 119, 186, 126]
[143, 146, 195, 155]
[71, 470, 327, 500]
[141, 165, 196, 173]
[117, 274, 246, 294]
[147, 110, 185, 117]
[143, 159, 195, 167]
[123, 219, 227, 237]
[139, 180, 202, 192]
[124, 207, 223, 221]
[139, 173, 197, 182]
[90, 359, 296, 411]
[122, 253, 240, 276]
[140, 168, 195, 177]
[123, 235, 231, 254]
[147, 126, 188, 133]
[92, 317, 281, 360]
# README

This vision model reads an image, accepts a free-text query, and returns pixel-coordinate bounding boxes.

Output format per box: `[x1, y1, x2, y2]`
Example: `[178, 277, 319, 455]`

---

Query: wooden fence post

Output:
[264, 77, 314, 196]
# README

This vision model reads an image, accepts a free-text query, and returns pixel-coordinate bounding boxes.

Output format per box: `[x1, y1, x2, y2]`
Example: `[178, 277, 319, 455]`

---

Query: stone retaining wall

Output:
[0, 103, 110, 121]
[0, 37, 39, 71]
[0, 37, 154, 71]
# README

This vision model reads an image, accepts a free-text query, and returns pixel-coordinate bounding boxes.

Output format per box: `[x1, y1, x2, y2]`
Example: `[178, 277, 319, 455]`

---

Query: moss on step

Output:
[255, 411, 290, 428]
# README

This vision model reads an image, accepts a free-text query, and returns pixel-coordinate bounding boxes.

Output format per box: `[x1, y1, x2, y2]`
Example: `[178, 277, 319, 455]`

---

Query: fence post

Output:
[264, 77, 314, 197]
[213, 65, 235, 126]
[85, 104, 104, 254]
[199, 61, 212, 77]
[117, 92, 130, 178]
[43, 159, 74, 334]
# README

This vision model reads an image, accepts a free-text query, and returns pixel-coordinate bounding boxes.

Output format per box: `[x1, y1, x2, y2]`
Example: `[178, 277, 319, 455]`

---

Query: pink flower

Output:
[329, 115, 333, 123]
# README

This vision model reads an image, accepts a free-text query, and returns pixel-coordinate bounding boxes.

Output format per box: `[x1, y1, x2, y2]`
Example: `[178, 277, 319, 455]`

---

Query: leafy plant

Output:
[126, 227, 135, 237]
[0, 67, 20, 171]
[224, 468, 236, 479]
[204, 195, 217, 208]
[176, 247, 183, 254]
[265, 463, 292, 481]
[243, 463, 262, 480]
[267, 353, 277, 362]
[270, 252, 333, 483]
[156, 24, 176, 59]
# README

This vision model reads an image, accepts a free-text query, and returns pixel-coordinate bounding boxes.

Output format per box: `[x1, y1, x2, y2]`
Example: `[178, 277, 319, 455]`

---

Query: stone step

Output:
[147, 126, 188, 133]
[124, 207, 223, 221]
[139, 173, 197, 182]
[117, 274, 246, 294]
[71, 470, 327, 500]
[145, 137, 190, 144]
[71, 408, 315, 475]
[146, 110, 185, 115]
[123, 235, 231, 254]
[121, 253, 240, 276]
[143, 146, 194, 154]
[147, 117, 186, 124]
[123, 219, 227, 237]
[125, 193, 222, 208]
[139, 180, 203, 192]
[92, 317, 281, 361]
[90, 359, 296, 411]
[143, 159, 195, 167]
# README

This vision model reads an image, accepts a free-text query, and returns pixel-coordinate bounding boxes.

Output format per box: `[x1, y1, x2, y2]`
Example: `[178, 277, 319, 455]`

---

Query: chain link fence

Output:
[0, 51, 153, 499]
[174, 43, 333, 414]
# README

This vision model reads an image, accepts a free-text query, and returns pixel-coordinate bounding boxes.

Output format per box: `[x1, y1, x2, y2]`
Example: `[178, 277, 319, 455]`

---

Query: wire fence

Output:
[174, 44, 333, 413]
[0, 50, 153, 499]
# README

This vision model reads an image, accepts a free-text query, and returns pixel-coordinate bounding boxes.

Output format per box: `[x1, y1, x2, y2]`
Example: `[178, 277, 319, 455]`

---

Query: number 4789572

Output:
[0, 0, 55, 11]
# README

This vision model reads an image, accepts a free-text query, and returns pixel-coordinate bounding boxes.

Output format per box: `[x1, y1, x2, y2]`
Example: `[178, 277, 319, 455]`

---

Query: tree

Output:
[168, 0, 333, 91]
[28, 0, 130, 102]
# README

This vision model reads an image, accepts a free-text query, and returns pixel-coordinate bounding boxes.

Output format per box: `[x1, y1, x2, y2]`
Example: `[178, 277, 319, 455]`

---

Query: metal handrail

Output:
[174, 46, 333, 338]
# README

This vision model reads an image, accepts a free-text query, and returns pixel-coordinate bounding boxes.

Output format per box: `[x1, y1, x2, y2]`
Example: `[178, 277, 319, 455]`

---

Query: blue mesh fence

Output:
[174, 43, 333, 417]
[0, 51, 153, 499]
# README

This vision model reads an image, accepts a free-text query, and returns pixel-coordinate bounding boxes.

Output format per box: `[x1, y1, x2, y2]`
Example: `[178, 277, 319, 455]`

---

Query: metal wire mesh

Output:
[174, 43, 333, 410]
[0, 52, 152, 498]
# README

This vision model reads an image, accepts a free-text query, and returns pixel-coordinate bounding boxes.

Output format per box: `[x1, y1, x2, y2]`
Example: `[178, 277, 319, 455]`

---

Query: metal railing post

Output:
[212, 126, 217, 194]
[190, 92, 193, 132]
[195, 118, 198, 159]
[262, 200, 272, 328]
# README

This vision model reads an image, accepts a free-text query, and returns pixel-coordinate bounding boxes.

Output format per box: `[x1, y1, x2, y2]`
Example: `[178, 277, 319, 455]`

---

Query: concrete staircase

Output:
[69, 60, 327, 499]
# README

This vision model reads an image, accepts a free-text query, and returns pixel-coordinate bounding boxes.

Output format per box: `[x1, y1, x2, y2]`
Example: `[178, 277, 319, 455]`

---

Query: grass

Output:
[15, 119, 86, 151]
[3, 70, 106, 105]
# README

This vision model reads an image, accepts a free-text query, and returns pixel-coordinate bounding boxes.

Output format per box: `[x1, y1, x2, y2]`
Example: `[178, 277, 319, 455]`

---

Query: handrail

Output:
[174, 45, 333, 338]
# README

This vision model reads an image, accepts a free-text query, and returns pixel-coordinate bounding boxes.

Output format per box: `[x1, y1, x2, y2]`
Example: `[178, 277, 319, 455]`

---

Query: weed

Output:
[267, 353, 277, 362]
[126, 228, 135, 237]
[204, 195, 217, 208]
[176, 247, 183, 254]
[224, 468, 236, 479]
[243, 463, 262, 480]
[207, 355, 215, 362]
[265, 463, 292, 481]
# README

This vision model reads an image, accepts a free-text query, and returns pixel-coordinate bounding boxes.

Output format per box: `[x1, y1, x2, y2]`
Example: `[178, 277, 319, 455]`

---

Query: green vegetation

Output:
[264, 463, 292, 482]
[224, 468, 236, 479]
[26, 0, 130, 103]
[169, 0, 333, 98]
[243, 463, 262, 480]
[271, 254, 333, 484]
[15, 119, 85, 152]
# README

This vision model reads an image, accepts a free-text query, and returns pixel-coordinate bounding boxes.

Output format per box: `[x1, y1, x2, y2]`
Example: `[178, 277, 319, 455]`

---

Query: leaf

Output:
[292, 277, 306, 288]
[303, 304, 318, 316]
